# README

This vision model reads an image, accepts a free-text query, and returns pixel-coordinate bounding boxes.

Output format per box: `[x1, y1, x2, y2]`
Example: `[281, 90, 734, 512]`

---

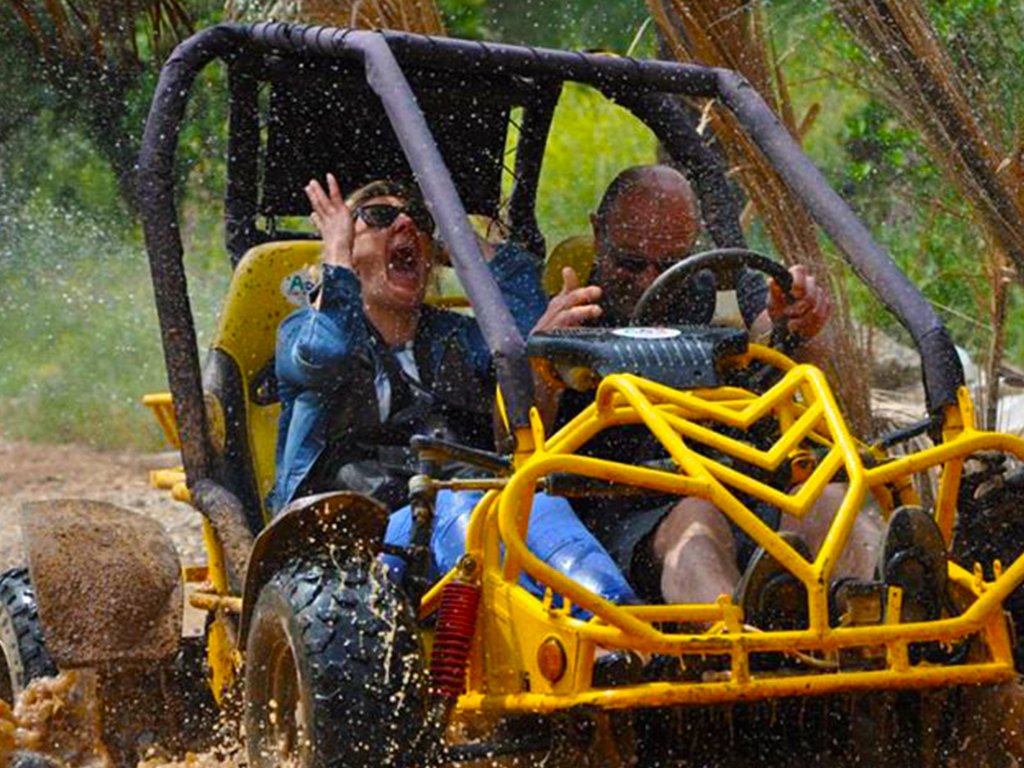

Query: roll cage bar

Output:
[137, 22, 963, 488]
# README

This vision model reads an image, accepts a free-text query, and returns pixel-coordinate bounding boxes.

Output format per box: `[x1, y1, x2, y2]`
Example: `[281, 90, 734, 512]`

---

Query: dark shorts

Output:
[589, 504, 673, 604]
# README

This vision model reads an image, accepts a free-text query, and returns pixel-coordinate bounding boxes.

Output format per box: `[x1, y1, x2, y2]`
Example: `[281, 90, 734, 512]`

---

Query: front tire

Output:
[244, 556, 426, 768]
[0, 567, 57, 703]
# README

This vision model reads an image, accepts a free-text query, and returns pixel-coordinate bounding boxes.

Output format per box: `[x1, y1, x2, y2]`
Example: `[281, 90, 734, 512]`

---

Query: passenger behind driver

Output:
[271, 175, 638, 610]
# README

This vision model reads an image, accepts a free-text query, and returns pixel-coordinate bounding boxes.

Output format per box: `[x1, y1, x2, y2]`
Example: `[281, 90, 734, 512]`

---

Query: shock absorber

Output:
[429, 557, 481, 699]
[404, 472, 437, 607]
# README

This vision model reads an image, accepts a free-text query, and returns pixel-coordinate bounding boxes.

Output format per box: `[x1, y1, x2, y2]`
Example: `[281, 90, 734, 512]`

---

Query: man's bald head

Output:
[595, 165, 699, 232]
[590, 165, 702, 325]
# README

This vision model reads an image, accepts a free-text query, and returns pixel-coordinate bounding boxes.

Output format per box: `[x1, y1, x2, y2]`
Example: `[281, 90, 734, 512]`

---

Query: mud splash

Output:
[4, 668, 1024, 765]
[0, 671, 111, 767]
[0, 671, 243, 768]
[136, 752, 239, 767]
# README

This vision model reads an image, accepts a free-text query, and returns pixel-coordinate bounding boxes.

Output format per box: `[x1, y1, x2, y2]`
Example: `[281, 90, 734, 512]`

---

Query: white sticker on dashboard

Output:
[612, 327, 682, 339]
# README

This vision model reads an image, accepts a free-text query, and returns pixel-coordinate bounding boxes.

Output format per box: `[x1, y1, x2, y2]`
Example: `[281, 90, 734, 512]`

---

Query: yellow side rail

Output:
[142, 392, 180, 449]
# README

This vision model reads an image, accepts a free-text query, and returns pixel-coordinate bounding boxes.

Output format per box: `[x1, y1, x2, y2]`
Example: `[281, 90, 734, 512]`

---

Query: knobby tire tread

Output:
[0, 567, 57, 697]
[247, 555, 427, 768]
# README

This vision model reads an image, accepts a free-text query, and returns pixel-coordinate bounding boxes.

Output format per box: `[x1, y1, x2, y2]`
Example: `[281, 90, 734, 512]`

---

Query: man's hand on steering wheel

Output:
[766, 265, 832, 342]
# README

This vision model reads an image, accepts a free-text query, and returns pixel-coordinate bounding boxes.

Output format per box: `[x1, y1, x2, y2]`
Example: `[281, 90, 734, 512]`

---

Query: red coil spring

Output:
[429, 581, 481, 698]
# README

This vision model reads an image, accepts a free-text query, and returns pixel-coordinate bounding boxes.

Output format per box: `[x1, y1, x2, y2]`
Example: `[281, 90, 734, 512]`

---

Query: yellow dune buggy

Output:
[6, 20, 1024, 768]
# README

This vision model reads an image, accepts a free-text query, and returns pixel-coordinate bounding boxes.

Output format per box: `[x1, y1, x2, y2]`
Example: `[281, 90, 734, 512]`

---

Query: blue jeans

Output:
[382, 490, 638, 617]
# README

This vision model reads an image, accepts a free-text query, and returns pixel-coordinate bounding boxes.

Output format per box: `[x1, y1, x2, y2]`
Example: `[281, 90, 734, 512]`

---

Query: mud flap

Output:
[19, 499, 182, 668]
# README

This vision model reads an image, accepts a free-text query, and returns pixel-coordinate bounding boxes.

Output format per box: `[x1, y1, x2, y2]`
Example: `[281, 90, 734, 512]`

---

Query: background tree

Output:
[828, 0, 1023, 428]
[0, 0, 450, 213]
[645, 0, 873, 434]
[1, 0, 195, 209]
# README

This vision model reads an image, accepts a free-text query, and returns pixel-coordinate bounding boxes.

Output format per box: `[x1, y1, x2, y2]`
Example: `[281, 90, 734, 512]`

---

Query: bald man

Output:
[531, 165, 917, 631]
[535, 164, 830, 338]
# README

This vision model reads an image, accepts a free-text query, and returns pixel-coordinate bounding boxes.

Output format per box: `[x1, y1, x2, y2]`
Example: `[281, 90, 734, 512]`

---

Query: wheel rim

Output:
[265, 634, 308, 764]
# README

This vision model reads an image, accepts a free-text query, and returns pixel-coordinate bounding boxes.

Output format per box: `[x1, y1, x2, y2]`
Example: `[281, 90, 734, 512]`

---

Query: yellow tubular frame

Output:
[437, 348, 1024, 712]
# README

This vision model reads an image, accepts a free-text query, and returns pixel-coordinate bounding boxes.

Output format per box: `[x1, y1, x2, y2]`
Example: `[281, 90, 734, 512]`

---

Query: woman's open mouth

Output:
[386, 240, 426, 292]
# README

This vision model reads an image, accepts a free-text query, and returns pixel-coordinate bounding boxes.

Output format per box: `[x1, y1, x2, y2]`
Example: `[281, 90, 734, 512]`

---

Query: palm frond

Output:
[830, 0, 1024, 427]
[5, 0, 194, 71]
[831, 0, 1024, 274]
[228, 0, 445, 35]
[647, 0, 872, 433]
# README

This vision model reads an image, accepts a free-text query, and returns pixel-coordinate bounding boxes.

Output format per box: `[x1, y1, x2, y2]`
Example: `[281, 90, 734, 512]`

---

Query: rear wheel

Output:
[244, 556, 427, 767]
[0, 567, 57, 704]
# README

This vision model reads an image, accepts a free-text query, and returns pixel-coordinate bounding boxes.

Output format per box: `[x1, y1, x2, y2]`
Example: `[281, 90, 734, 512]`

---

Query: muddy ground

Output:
[0, 436, 204, 572]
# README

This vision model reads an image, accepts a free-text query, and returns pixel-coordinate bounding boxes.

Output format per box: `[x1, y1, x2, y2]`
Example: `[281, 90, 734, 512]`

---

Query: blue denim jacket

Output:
[269, 243, 546, 513]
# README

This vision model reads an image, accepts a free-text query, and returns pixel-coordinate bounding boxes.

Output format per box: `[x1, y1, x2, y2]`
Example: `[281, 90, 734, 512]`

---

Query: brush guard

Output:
[441, 351, 1024, 712]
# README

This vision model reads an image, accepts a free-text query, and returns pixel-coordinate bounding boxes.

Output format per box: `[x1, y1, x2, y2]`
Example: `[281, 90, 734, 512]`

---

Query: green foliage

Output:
[485, 0, 649, 52]
[823, 94, 1004, 357]
[438, 0, 492, 39]
[929, 0, 1004, 35]
[0, 114, 127, 225]
[0, 12, 56, 144]
[531, 84, 658, 246]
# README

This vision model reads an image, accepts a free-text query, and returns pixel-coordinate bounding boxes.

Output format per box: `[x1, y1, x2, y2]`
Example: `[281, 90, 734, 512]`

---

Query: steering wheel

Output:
[630, 247, 798, 352]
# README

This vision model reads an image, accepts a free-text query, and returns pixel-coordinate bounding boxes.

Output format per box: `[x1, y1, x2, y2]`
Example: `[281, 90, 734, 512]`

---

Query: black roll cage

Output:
[137, 22, 963, 488]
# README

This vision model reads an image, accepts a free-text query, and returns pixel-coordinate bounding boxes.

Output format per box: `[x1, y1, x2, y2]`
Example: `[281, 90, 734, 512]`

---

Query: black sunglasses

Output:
[605, 245, 684, 275]
[354, 202, 435, 235]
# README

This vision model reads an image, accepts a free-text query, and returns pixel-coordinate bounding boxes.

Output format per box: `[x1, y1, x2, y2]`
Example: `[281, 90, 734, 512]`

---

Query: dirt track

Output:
[0, 436, 204, 571]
